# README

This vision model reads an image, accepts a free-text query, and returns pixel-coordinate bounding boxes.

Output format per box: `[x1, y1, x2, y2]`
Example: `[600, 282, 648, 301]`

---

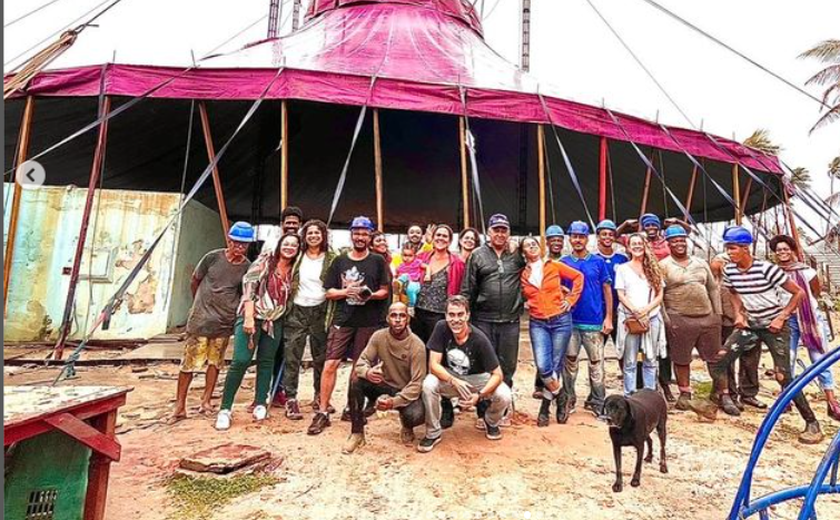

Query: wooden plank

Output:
[373, 109, 384, 231]
[639, 152, 653, 218]
[44, 412, 121, 461]
[84, 410, 117, 520]
[598, 136, 608, 221]
[4, 386, 129, 435]
[4, 96, 35, 308]
[198, 102, 230, 233]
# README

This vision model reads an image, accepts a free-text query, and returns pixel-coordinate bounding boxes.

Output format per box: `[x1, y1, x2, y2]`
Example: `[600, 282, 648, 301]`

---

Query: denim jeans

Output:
[528, 313, 573, 399]
[712, 324, 817, 424]
[788, 316, 835, 390]
[474, 320, 521, 388]
[221, 316, 283, 410]
[563, 329, 607, 408]
[621, 316, 662, 396]
[422, 372, 512, 440]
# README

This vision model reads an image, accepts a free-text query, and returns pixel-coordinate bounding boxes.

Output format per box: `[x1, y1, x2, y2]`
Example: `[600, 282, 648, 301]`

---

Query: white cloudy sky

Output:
[5, 0, 839, 228]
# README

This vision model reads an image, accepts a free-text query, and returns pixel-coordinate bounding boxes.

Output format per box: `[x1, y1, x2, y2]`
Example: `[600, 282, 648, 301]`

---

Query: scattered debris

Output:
[179, 444, 273, 475]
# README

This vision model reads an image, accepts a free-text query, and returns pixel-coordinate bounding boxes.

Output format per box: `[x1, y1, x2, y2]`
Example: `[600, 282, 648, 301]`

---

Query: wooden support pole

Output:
[3, 95, 35, 308]
[55, 96, 112, 360]
[782, 183, 805, 262]
[280, 100, 289, 212]
[373, 109, 384, 231]
[198, 102, 230, 233]
[639, 152, 653, 218]
[459, 116, 470, 229]
[732, 163, 742, 225]
[83, 409, 117, 520]
[538, 125, 546, 249]
[684, 164, 698, 221]
[739, 177, 753, 220]
[598, 136, 608, 221]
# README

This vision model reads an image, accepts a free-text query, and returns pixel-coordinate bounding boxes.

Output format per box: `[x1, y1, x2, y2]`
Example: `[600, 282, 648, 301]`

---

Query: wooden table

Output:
[4, 385, 132, 520]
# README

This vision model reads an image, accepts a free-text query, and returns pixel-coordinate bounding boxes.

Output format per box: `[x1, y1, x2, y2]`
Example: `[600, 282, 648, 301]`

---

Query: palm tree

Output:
[824, 157, 840, 207]
[791, 167, 812, 190]
[799, 40, 840, 132]
[743, 129, 781, 156]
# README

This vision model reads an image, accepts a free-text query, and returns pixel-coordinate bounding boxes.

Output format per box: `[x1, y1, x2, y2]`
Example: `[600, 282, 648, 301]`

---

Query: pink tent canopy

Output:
[8, 0, 780, 174]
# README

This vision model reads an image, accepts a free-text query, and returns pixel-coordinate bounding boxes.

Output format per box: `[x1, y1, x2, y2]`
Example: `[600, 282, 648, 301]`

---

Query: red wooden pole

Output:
[54, 96, 112, 360]
[598, 136, 608, 221]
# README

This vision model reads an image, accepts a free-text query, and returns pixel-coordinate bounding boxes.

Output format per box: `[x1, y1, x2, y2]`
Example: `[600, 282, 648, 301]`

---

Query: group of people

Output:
[170, 206, 840, 453]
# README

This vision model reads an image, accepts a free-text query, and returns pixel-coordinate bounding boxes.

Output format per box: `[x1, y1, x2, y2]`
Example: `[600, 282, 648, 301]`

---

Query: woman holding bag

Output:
[216, 233, 301, 430]
[615, 234, 665, 396]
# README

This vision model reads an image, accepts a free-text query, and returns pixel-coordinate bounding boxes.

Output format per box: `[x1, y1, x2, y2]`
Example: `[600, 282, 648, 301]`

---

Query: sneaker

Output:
[215, 410, 232, 431]
[272, 388, 287, 406]
[474, 417, 486, 430]
[342, 433, 366, 454]
[499, 408, 512, 428]
[828, 400, 840, 422]
[285, 399, 303, 420]
[312, 397, 336, 415]
[741, 396, 767, 410]
[253, 405, 268, 421]
[417, 436, 441, 453]
[341, 407, 352, 422]
[675, 392, 692, 411]
[400, 426, 415, 445]
[307, 412, 330, 435]
[798, 421, 824, 445]
[485, 421, 502, 441]
[719, 394, 741, 417]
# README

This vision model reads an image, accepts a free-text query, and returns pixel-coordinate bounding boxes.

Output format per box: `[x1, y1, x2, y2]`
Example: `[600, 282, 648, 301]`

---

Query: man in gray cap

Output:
[460, 214, 525, 425]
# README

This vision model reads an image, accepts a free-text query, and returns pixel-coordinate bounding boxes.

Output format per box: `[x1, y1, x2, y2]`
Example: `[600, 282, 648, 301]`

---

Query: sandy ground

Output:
[5, 340, 840, 520]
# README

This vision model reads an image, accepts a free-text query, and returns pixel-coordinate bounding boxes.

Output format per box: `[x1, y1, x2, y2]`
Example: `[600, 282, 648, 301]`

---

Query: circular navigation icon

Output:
[15, 160, 46, 189]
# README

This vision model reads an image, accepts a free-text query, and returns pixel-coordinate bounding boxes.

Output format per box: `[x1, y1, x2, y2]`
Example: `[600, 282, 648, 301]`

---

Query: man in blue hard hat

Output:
[706, 226, 823, 444]
[461, 213, 525, 427]
[659, 226, 737, 415]
[309, 216, 392, 435]
[168, 221, 255, 424]
[594, 220, 628, 344]
[559, 221, 613, 421]
[617, 213, 689, 262]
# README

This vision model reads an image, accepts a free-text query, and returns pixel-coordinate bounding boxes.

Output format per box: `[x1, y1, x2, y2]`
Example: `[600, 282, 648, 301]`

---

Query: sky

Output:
[4, 0, 839, 232]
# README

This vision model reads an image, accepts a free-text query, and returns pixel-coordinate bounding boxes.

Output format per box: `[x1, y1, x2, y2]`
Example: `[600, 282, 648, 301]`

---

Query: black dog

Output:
[602, 390, 668, 492]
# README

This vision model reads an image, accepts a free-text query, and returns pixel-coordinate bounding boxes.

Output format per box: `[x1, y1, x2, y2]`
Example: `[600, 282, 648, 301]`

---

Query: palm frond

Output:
[805, 64, 840, 87]
[743, 129, 781, 155]
[799, 40, 840, 63]
[825, 190, 840, 207]
[829, 157, 840, 177]
[791, 167, 812, 190]
[810, 104, 840, 133]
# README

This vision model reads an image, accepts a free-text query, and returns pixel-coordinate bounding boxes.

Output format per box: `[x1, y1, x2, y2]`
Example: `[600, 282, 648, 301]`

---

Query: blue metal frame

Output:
[729, 345, 840, 519]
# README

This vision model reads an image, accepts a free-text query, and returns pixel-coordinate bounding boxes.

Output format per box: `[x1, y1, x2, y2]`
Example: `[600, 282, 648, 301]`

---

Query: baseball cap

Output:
[488, 214, 510, 229]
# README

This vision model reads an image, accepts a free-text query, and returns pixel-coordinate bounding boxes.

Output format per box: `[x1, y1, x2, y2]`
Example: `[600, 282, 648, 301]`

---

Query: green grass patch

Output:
[693, 380, 713, 400]
[165, 473, 279, 520]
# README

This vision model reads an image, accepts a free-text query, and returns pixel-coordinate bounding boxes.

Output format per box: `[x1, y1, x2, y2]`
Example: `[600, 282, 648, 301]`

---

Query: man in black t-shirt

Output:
[308, 216, 391, 436]
[417, 296, 512, 452]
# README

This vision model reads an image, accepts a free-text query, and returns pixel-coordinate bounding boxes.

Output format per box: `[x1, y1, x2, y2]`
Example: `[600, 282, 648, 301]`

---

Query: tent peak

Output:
[305, 0, 483, 36]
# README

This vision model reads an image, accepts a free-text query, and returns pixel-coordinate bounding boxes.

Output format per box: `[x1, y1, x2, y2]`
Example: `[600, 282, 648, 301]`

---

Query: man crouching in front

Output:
[343, 302, 427, 454]
[418, 295, 512, 453]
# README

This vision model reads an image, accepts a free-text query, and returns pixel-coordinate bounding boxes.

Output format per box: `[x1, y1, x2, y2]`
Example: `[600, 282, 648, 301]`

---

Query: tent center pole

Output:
[373, 109, 384, 231]
[639, 151, 653, 219]
[684, 163, 698, 221]
[198, 102, 230, 234]
[55, 96, 112, 360]
[3, 95, 35, 313]
[732, 164, 742, 225]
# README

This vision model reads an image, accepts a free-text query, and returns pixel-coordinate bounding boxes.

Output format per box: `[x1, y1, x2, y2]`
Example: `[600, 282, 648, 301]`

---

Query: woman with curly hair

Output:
[614, 233, 665, 395]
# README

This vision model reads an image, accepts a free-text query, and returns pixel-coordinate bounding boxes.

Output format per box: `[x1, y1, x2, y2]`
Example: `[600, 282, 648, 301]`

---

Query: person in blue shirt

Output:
[559, 221, 613, 421]
[594, 219, 628, 343]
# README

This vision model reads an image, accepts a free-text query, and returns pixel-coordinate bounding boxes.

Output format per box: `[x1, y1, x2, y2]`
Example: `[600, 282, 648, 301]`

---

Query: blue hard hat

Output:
[640, 213, 662, 229]
[723, 226, 753, 245]
[664, 225, 688, 240]
[228, 221, 256, 242]
[545, 225, 564, 238]
[568, 220, 590, 236]
[596, 219, 617, 232]
[349, 216, 375, 231]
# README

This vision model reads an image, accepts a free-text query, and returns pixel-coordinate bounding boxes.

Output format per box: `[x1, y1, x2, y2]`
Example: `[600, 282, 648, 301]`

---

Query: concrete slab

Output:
[179, 443, 271, 474]
[118, 342, 233, 362]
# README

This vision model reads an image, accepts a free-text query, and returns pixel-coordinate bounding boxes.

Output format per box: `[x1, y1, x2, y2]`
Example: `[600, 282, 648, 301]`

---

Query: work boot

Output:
[400, 426, 415, 445]
[556, 395, 571, 425]
[537, 399, 551, 427]
[440, 398, 455, 429]
[719, 394, 741, 416]
[285, 399, 303, 420]
[675, 392, 692, 411]
[741, 396, 767, 409]
[828, 399, 840, 422]
[798, 421, 824, 445]
[342, 433, 366, 454]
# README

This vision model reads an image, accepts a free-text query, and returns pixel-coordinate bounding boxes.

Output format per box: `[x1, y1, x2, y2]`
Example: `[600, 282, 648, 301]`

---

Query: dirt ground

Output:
[5, 339, 840, 520]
